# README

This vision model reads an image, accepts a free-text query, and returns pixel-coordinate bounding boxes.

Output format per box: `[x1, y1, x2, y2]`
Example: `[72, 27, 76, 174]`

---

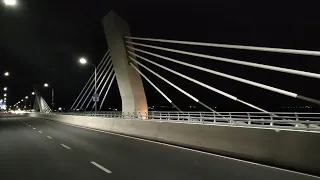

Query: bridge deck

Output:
[0, 116, 317, 180]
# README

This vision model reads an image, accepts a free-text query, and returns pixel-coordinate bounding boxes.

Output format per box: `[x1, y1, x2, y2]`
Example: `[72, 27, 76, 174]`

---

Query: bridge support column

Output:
[102, 11, 148, 115]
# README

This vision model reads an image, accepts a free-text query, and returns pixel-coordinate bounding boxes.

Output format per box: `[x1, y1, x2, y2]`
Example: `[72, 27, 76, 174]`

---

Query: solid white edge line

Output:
[47, 136, 52, 139]
[61, 144, 71, 150]
[91, 161, 112, 174]
[42, 119, 319, 179]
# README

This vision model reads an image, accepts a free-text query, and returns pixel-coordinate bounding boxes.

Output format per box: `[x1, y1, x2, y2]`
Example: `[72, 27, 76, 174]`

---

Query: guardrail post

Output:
[247, 113, 251, 125]
[270, 116, 273, 126]
[295, 112, 299, 127]
[229, 113, 233, 124]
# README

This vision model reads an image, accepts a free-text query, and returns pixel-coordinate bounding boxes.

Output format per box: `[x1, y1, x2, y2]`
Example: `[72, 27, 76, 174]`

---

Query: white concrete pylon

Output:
[102, 11, 148, 114]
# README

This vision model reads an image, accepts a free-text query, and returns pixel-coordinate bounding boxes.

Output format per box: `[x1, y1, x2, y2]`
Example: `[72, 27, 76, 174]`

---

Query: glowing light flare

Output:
[3, 0, 17, 6]
[79, 57, 87, 64]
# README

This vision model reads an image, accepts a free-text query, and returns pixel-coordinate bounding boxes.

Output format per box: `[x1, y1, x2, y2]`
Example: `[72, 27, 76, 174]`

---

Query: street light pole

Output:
[25, 96, 28, 110]
[44, 83, 54, 111]
[79, 57, 98, 114]
[31, 92, 35, 110]
[52, 88, 54, 111]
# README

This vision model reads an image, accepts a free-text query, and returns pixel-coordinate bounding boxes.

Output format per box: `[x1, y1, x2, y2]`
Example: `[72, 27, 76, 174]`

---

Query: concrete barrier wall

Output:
[27, 113, 320, 175]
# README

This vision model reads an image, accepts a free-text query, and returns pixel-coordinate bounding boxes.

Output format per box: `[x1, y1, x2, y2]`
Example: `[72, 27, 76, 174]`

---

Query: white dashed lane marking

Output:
[91, 161, 112, 174]
[61, 144, 71, 150]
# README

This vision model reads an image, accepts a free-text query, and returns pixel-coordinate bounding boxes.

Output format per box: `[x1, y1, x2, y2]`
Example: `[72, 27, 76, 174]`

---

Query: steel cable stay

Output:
[126, 45, 320, 106]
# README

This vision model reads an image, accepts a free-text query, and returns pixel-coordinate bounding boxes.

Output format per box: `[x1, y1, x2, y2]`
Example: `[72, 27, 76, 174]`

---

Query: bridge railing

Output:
[53, 111, 320, 131]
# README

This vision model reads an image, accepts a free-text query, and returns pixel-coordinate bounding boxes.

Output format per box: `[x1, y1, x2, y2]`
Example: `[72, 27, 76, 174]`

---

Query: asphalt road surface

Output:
[0, 116, 318, 180]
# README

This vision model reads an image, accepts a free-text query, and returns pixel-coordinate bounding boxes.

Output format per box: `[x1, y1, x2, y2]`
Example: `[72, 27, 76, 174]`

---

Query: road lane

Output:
[23, 117, 319, 180]
[0, 117, 109, 180]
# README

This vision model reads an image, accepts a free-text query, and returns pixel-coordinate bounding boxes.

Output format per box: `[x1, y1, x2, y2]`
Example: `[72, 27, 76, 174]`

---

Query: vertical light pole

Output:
[21, 99, 25, 110]
[25, 96, 28, 110]
[44, 83, 54, 111]
[31, 92, 35, 110]
[79, 57, 98, 114]
[52, 88, 54, 110]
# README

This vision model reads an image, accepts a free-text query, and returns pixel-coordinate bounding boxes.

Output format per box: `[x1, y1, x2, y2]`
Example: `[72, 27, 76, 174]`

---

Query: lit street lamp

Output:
[3, 87, 7, 91]
[79, 57, 98, 114]
[3, 0, 17, 6]
[4, 93, 7, 97]
[4, 72, 9, 77]
[79, 57, 87, 65]
[32, 92, 35, 95]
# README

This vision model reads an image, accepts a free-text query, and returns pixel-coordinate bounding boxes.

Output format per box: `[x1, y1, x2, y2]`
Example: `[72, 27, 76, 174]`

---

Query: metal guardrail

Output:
[53, 111, 320, 131]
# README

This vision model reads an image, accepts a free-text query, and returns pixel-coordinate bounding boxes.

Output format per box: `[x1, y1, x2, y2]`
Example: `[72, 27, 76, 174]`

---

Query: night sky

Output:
[1, 0, 320, 111]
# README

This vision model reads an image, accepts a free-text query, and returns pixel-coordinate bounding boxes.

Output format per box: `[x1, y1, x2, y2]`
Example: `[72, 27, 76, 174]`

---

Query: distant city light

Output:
[58, 107, 62, 111]
[4, 93, 7, 97]
[32, 92, 35, 95]
[4, 72, 9, 77]
[44, 83, 49, 87]
[25, 96, 28, 99]
[3, 87, 7, 91]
